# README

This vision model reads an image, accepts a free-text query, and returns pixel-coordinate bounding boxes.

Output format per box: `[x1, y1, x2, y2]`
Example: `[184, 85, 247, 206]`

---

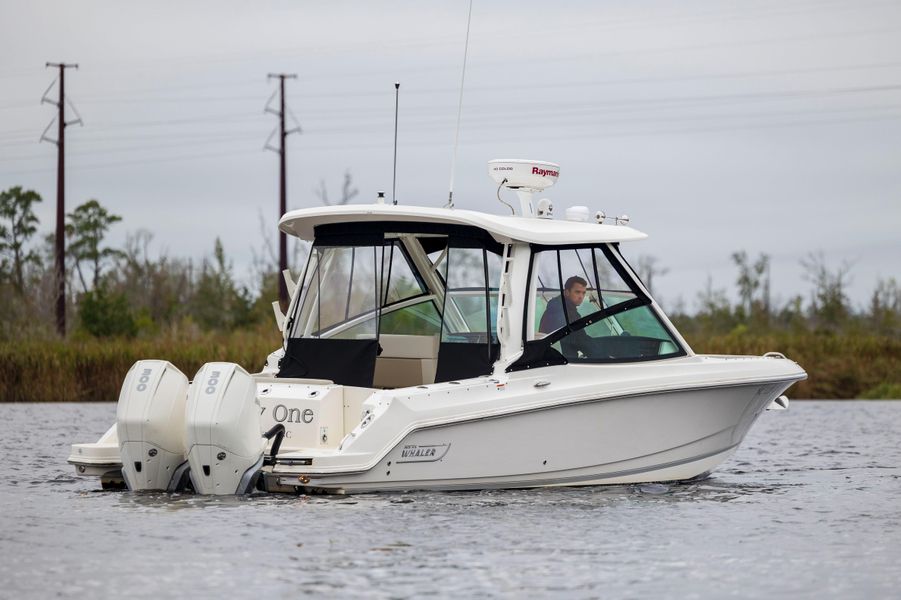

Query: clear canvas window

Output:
[381, 241, 426, 305]
[527, 245, 682, 362]
[440, 246, 501, 344]
[291, 240, 429, 340]
[295, 246, 381, 339]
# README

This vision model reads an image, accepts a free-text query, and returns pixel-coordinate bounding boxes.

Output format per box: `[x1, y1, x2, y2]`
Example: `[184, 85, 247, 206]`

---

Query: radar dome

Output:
[488, 159, 560, 191]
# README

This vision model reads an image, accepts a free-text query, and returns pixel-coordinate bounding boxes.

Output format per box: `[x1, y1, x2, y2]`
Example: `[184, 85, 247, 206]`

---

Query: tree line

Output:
[0, 185, 280, 339]
[1, 184, 898, 342]
[653, 249, 899, 339]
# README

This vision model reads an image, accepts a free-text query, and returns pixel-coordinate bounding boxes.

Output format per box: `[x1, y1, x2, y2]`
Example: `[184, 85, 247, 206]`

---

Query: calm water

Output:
[1, 401, 899, 599]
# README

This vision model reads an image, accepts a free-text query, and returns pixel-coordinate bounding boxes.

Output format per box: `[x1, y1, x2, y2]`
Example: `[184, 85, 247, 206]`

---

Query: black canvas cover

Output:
[278, 338, 379, 388]
[432, 235, 502, 383]
[434, 341, 499, 383]
[509, 340, 567, 372]
[313, 221, 504, 254]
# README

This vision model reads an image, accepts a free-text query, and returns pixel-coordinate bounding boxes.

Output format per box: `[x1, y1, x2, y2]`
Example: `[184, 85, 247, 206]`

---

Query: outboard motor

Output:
[117, 360, 190, 491]
[185, 363, 265, 495]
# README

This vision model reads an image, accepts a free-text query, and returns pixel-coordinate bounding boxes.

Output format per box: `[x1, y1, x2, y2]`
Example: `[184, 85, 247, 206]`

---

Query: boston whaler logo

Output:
[397, 443, 451, 463]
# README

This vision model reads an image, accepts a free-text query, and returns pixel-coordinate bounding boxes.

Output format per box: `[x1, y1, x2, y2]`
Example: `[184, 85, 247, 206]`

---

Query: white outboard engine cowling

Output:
[117, 360, 190, 491]
[185, 363, 265, 495]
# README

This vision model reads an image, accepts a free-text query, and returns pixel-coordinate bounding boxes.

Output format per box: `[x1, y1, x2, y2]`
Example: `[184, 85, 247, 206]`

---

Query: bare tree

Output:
[869, 277, 899, 334]
[636, 254, 668, 296]
[251, 209, 309, 300]
[315, 170, 359, 206]
[732, 250, 770, 320]
[801, 251, 852, 328]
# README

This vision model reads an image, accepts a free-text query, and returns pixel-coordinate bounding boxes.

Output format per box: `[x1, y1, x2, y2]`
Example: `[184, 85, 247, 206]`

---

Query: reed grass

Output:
[1, 328, 897, 401]
[0, 325, 281, 403]
[686, 331, 900, 399]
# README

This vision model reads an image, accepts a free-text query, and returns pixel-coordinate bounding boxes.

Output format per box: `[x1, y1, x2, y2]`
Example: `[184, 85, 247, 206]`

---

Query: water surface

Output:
[1, 401, 899, 598]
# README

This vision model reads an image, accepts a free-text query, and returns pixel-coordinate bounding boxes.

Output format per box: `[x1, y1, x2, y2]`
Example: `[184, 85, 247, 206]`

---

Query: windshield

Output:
[522, 244, 683, 365]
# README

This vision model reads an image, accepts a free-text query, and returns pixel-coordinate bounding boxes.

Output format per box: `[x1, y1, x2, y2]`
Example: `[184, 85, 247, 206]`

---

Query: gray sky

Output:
[1, 0, 899, 311]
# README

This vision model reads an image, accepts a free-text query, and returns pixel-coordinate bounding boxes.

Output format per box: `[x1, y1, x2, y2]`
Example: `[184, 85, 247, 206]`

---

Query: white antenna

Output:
[446, 0, 474, 209]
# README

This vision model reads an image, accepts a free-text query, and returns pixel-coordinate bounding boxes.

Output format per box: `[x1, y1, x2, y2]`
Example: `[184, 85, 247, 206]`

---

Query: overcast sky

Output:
[1, 0, 899, 311]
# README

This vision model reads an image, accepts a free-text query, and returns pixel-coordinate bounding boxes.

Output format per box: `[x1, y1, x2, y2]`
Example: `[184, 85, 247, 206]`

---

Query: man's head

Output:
[563, 276, 588, 306]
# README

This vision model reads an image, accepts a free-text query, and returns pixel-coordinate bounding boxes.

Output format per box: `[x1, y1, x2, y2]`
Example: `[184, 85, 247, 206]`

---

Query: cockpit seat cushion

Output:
[372, 334, 439, 388]
[377, 334, 439, 359]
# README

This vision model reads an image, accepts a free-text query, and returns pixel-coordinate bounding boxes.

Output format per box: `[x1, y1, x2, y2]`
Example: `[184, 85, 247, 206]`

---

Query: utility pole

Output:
[41, 62, 81, 337]
[265, 73, 300, 311]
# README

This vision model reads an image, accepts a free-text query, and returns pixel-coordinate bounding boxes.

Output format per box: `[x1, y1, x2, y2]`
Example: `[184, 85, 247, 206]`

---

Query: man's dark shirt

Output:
[538, 295, 595, 359]
[538, 295, 579, 334]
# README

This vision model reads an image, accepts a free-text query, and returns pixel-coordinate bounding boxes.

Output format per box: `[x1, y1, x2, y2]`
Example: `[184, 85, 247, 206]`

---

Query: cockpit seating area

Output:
[373, 334, 439, 388]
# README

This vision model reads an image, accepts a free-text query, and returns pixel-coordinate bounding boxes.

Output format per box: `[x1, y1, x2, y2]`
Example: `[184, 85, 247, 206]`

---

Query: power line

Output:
[3, 58, 900, 140]
[3, 92, 900, 162]
[44, 0, 897, 76]
[6, 57, 897, 112]
[4, 77, 896, 151]
[3, 1, 891, 90]
[5, 106, 900, 180]
[1, 148, 260, 177]
[1, 131, 265, 158]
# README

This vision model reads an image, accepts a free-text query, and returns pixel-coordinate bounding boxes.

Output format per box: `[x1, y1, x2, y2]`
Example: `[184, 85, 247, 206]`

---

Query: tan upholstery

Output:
[373, 334, 439, 388]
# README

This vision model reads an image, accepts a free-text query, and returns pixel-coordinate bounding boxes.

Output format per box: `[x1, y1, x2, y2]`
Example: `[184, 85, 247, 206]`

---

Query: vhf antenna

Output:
[445, 0, 474, 209]
[392, 82, 400, 206]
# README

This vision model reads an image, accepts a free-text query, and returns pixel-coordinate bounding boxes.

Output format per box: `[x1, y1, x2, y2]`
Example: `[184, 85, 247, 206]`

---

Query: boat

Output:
[68, 159, 806, 495]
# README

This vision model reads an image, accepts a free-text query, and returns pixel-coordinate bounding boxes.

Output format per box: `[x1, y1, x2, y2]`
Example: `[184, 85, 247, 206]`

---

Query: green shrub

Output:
[860, 382, 901, 400]
[78, 287, 137, 338]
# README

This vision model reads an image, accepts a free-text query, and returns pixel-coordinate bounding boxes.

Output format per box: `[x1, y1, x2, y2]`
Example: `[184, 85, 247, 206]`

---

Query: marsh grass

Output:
[1, 327, 897, 401]
[688, 331, 900, 399]
[0, 325, 281, 402]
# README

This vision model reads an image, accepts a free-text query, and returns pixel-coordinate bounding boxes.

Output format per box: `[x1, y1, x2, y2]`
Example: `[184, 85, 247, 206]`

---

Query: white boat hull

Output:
[69, 355, 805, 495]
[271, 378, 793, 493]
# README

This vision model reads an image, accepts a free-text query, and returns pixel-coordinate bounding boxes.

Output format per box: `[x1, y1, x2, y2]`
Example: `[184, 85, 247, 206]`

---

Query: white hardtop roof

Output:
[279, 203, 647, 245]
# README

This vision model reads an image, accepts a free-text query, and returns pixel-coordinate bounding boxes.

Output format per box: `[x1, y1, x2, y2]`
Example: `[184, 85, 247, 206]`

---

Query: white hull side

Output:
[275, 380, 788, 493]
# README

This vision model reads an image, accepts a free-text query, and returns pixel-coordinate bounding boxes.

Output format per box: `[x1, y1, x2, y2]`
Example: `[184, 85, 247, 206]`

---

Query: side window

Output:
[292, 241, 430, 340]
[297, 246, 380, 339]
[441, 247, 501, 344]
[532, 249, 562, 336]
[340, 298, 441, 338]
[379, 300, 441, 336]
[590, 247, 637, 312]
[381, 242, 426, 305]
